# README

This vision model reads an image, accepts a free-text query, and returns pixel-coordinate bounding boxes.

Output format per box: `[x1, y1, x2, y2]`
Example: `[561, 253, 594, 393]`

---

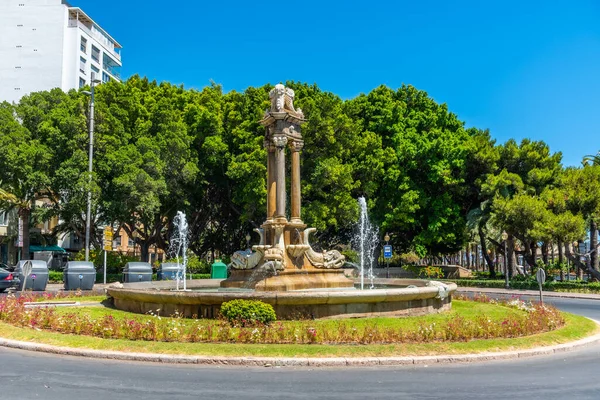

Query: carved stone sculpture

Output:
[303, 228, 346, 269]
[230, 229, 267, 270]
[268, 83, 304, 118]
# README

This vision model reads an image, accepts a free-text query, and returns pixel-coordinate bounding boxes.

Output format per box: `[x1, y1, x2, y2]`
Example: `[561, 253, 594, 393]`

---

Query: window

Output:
[102, 53, 121, 79]
[80, 36, 87, 53]
[127, 237, 135, 247]
[79, 56, 86, 74]
[102, 72, 111, 83]
[91, 64, 99, 74]
[0, 212, 8, 226]
[91, 45, 100, 63]
[79, 78, 86, 88]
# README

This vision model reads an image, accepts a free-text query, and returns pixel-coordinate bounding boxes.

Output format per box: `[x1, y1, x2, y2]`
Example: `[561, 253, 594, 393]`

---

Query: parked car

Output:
[0, 264, 19, 292]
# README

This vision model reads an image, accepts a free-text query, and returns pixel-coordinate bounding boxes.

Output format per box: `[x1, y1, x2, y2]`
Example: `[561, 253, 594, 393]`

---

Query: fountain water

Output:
[169, 211, 189, 291]
[355, 197, 379, 290]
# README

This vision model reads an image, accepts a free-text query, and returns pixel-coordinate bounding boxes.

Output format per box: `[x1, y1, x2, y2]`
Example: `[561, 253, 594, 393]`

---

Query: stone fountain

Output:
[221, 84, 352, 291]
[106, 83, 456, 319]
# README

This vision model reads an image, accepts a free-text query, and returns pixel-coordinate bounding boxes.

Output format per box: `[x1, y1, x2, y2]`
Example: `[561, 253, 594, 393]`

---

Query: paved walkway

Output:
[456, 286, 600, 301]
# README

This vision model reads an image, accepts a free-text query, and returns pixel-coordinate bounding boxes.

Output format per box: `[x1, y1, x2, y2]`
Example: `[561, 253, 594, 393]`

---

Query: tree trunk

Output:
[541, 242, 549, 266]
[140, 241, 150, 262]
[507, 234, 515, 279]
[565, 242, 600, 281]
[479, 225, 495, 277]
[558, 240, 564, 281]
[590, 220, 599, 272]
[19, 208, 31, 261]
[466, 245, 471, 268]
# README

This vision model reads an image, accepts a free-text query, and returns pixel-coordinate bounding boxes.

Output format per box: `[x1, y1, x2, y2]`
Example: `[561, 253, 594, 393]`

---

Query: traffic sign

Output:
[103, 226, 113, 251]
[536, 268, 546, 285]
[383, 245, 393, 259]
[536, 268, 546, 304]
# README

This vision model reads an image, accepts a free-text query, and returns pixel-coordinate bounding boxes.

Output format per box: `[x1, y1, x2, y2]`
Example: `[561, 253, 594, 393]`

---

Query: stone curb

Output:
[1, 320, 599, 367]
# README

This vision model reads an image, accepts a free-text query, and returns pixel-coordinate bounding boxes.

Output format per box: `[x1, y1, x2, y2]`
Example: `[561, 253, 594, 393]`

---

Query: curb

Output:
[1, 321, 599, 367]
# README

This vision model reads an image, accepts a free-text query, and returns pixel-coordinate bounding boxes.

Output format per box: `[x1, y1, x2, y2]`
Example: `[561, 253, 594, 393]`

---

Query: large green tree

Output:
[0, 101, 52, 259]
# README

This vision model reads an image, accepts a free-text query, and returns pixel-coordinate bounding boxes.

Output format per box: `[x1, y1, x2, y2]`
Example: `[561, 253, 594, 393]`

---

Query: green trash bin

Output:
[211, 260, 228, 279]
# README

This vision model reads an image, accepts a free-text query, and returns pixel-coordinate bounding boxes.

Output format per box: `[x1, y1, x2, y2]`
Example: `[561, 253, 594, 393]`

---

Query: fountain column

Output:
[265, 140, 276, 221]
[273, 135, 288, 220]
[290, 140, 303, 223]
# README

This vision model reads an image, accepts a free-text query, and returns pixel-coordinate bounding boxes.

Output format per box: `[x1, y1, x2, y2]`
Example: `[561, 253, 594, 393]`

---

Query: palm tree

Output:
[582, 151, 600, 166]
[0, 187, 32, 260]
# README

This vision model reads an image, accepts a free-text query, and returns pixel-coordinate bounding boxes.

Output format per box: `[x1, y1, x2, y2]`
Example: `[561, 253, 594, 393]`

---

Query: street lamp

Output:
[384, 233, 390, 278]
[245, 233, 251, 250]
[502, 231, 509, 289]
[82, 73, 101, 262]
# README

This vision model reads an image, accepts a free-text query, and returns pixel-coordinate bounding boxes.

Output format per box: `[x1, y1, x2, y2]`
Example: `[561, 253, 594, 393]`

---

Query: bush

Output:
[160, 255, 210, 274]
[402, 264, 444, 279]
[220, 299, 276, 326]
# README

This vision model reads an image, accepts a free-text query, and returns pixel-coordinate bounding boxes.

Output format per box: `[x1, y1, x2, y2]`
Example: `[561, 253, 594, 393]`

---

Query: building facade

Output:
[0, 0, 122, 104]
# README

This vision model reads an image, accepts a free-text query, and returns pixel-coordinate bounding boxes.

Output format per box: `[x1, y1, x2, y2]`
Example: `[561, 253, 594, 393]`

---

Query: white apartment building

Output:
[0, 0, 122, 104]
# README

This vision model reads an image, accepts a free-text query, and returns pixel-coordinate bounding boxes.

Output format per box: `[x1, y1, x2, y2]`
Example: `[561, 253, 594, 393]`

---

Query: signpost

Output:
[536, 268, 546, 304]
[383, 241, 392, 279]
[103, 227, 113, 284]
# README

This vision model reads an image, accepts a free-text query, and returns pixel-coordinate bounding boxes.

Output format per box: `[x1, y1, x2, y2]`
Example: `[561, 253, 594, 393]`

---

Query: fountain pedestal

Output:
[221, 84, 353, 291]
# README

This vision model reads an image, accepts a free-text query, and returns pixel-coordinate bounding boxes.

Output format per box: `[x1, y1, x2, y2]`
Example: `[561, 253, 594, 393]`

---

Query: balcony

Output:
[103, 53, 121, 80]
[68, 19, 121, 62]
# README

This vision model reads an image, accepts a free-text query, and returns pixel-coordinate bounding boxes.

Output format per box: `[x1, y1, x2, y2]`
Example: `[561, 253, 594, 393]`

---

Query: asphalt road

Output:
[1, 296, 599, 400]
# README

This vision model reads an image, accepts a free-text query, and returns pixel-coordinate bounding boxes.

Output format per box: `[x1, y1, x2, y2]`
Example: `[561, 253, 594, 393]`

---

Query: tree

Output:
[345, 85, 471, 255]
[582, 151, 600, 166]
[0, 101, 52, 259]
[560, 166, 600, 273]
[96, 77, 199, 261]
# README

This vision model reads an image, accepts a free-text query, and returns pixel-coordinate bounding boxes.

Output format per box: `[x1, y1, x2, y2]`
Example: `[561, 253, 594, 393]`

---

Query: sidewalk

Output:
[457, 286, 600, 301]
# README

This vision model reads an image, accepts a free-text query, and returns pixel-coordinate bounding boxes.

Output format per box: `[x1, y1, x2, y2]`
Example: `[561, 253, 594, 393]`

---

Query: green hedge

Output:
[48, 271, 211, 284]
[446, 279, 600, 293]
[220, 299, 277, 326]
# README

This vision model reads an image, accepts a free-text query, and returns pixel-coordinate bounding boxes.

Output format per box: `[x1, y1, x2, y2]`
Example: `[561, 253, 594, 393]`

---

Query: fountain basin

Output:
[106, 279, 457, 320]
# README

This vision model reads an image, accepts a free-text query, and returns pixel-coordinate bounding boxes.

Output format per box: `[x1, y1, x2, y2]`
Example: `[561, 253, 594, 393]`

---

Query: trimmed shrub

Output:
[220, 299, 276, 326]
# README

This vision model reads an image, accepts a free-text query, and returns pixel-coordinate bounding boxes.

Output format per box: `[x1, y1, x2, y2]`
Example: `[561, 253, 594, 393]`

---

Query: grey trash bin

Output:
[122, 262, 153, 283]
[157, 262, 180, 281]
[16, 260, 49, 291]
[64, 261, 96, 290]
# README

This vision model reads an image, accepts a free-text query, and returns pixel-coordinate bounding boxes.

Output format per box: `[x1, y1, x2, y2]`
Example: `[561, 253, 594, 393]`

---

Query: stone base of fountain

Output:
[106, 279, 457, 320]
[221, 267, 354, 291]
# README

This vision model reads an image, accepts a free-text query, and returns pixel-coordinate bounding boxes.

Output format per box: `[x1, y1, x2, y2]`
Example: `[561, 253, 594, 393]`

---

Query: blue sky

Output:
[79, 0, 599, 166]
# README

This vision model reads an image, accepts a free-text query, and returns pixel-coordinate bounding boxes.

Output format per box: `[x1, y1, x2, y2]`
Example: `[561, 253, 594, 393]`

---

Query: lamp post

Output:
[384, 233, 390, 278]
[245, 233, 251, 250]
[82, 73, 101, 262]
[502, 231, 509, 289]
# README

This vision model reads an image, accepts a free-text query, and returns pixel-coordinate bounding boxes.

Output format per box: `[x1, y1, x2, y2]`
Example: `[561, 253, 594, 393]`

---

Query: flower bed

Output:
[0, 294, 564, 345]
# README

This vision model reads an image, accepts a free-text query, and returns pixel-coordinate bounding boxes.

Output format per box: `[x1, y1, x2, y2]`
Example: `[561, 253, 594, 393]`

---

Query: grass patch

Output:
[0, 298, 596, 357]
[0, 313, 593, 358]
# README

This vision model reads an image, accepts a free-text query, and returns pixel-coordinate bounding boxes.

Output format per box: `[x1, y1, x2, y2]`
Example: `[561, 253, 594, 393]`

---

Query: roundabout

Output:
[0, 292, 599, 400]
